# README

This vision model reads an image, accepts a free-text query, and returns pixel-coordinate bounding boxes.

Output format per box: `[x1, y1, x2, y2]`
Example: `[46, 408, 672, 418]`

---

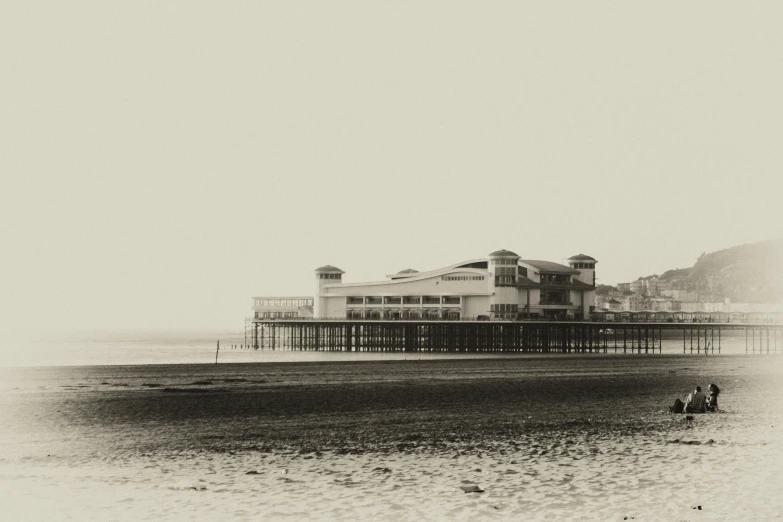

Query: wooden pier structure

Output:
[247, 320, 782, 355]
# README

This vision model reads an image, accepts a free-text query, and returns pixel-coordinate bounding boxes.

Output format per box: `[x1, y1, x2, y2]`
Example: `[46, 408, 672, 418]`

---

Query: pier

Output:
[247, 321, 782, 355]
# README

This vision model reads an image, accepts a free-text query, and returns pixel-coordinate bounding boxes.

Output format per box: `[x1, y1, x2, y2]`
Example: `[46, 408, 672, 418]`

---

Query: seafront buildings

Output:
[596, 275, 782, 318]
[252, 250, 598, 321]
[309, 250, 597, 321]
[250, 250, 782, 324]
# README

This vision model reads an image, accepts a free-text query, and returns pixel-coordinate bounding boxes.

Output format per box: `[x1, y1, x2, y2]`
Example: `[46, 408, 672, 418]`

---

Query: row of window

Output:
[573, 263, 595, 269]
[495, 267, 516, 276]
[254, 299, 313, 307]
[255, 311, 298, 318]
[495, 275, 517, 286]
[491, 304, 519, 312]
[492, 258, 517, 265]
[442, 275, 485, 281]
[346, 310, 462, 320]
[318, 273, 342, 280]
[540, 288, 569, 305]
[347, 296, 462, 305]
[540, 274, 571, 284]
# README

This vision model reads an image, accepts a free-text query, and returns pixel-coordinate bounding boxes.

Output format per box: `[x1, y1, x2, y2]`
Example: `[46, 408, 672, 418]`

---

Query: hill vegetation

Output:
[636, 238, 783, 303]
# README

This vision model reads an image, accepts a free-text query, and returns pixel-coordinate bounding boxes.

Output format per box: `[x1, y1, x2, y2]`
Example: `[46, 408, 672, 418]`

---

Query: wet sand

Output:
[1, 355, 782, 520]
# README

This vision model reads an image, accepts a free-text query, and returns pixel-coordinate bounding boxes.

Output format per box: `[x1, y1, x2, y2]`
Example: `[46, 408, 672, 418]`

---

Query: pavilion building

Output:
[314, 251, 597, 321]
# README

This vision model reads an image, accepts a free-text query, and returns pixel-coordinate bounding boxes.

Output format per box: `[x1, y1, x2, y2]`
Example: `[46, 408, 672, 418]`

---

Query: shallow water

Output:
[0, 330, 763, 368]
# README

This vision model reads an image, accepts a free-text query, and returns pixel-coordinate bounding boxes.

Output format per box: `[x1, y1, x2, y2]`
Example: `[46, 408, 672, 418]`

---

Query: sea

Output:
[0, 328, 767, 368]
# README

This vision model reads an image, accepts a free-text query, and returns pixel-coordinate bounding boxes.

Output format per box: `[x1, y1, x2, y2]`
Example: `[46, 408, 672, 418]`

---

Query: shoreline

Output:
[0, 350, 774, 372]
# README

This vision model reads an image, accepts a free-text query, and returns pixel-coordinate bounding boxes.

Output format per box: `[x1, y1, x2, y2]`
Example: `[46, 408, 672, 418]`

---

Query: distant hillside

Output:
[637, 238, 783, 303]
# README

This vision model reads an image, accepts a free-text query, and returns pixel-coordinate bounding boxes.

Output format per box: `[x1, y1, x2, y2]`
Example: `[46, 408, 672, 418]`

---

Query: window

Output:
[366, 296, 382, 305]
[495, 276, 516, 286]
[540, 274, 569, 285]
[403, 296, 420, 304]
[347, 296, 363, 305]
[384, 296, 401, 305]
[540, 289, 567, 305]
[423, 296, 440, 304]
[443, 296, 460, 305]
[443, 275, 485, 281]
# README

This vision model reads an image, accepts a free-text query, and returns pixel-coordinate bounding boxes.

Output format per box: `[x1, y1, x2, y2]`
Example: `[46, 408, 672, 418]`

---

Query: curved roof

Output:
[314, 265, 344, 274]
[521, 260, 579, 275]
[568, 254, 597, 262]
[396, 268, 419, 274]
[488, 249, 519, 257]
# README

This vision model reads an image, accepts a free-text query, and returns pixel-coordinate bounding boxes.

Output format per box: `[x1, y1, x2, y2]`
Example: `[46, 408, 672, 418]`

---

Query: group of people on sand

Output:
[671, 384, 720, 414]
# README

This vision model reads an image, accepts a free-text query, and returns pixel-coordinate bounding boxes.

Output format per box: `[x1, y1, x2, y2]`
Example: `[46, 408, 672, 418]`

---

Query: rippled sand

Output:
[1, 355, 781, 520]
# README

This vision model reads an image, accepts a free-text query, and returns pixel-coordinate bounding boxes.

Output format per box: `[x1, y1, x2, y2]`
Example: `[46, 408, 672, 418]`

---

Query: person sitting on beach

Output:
[684, 386, 707, 413]
[706, 383, 720, 412]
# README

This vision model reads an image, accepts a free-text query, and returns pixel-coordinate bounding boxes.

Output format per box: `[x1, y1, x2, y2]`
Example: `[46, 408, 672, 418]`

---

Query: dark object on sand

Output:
[460, 485, 484, 493]
[670, 398, 685, 414]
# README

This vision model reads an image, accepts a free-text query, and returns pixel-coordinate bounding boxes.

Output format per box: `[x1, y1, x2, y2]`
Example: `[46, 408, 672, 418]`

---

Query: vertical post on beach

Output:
[215, 340, 219, 364]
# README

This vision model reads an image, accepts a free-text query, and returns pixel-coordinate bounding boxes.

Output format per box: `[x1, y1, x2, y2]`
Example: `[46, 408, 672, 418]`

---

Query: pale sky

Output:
[2, 2, 782, 336]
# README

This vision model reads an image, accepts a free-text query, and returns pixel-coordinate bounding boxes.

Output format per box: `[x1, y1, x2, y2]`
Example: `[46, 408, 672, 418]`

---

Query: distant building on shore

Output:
[313, 250, 598, 321]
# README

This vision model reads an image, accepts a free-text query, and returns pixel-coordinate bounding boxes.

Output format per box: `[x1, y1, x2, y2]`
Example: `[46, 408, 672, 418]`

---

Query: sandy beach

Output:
[1, 354, 782, 521]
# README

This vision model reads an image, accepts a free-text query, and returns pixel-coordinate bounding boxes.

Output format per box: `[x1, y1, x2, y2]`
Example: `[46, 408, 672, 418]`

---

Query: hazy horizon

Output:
[3, 2, 783, 337]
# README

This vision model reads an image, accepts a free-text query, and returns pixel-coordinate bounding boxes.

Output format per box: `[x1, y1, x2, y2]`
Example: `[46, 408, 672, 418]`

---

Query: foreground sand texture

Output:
[2, 355, 782, 521]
